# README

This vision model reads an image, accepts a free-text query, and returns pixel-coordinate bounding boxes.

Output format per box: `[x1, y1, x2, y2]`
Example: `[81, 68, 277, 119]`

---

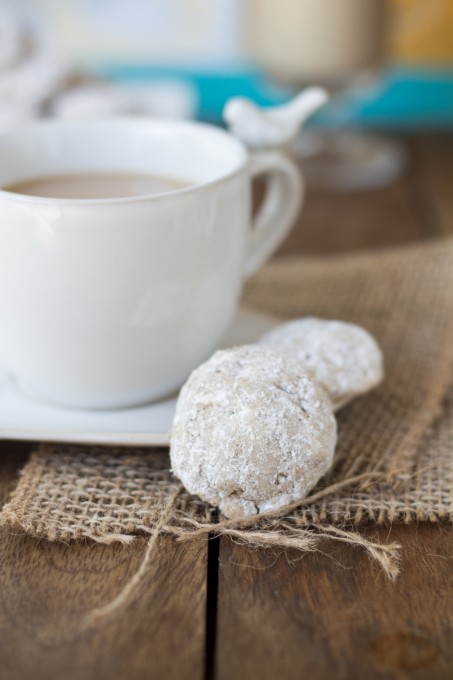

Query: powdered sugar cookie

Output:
[170, 345, 337, 519]
[259, 318, 383, 410]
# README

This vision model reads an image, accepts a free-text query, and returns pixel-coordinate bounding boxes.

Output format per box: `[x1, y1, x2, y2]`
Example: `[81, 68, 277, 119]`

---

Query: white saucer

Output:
[0, 308, 279, 447]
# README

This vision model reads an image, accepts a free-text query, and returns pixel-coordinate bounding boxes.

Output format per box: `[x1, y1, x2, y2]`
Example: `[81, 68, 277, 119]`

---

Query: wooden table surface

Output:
[0, 135, 452, 680]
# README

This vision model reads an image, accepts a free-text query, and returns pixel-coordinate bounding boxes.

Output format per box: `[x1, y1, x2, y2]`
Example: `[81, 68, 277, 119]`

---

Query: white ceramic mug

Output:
[0, 117, 303, 409]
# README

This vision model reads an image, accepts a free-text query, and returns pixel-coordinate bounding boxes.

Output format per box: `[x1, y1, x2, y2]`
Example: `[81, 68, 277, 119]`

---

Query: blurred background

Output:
[1, 0, 452, 190]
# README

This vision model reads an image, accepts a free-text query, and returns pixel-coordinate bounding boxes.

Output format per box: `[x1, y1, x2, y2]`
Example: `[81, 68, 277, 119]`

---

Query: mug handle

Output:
[244, 151, 304, 279]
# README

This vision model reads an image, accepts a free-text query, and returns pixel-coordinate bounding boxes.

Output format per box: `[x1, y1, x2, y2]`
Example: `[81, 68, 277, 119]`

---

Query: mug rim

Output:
[0, 116, 249, 207]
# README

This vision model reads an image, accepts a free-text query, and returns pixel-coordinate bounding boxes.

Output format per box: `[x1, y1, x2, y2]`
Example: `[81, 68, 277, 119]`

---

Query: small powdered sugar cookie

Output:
[259, 318, 383, 410]
[170, 345, 337, 519]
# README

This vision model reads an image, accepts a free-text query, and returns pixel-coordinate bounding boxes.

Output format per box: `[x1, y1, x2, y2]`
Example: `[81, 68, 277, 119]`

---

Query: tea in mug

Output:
[4, 172, 191, 200]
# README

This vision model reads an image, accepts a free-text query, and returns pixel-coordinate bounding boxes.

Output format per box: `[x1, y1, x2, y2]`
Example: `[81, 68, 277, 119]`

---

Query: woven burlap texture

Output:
[3, 238, 453, 579]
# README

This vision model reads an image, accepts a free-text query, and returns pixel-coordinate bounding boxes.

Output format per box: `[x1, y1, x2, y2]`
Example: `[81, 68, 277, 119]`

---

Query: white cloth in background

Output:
[50, 81, 197, 121]
[0, 4, 70, 130]
[0, 3, 197, 132]
[0, 4, 26, 69]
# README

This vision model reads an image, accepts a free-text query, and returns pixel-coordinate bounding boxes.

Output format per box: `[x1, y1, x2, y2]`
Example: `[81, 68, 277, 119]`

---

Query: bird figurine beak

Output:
[223, 86, 328, 150]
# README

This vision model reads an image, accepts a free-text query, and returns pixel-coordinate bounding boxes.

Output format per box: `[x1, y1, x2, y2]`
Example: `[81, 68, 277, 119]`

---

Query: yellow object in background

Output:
[391, 0, 453, 63]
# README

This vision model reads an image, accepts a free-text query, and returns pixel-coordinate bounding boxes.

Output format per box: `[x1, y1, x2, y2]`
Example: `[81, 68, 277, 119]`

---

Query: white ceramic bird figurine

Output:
[223, 86, 328, 149]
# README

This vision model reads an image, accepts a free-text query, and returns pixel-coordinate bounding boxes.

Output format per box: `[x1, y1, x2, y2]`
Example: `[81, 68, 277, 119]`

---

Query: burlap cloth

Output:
[3, 238, 453, 580]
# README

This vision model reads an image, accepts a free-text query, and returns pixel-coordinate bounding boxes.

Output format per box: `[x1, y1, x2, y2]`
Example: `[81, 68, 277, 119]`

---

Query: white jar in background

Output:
[248, 0, 387, 85]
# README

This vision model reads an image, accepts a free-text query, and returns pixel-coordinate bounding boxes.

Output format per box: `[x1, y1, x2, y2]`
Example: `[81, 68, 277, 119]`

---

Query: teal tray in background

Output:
[89, 62, 453, 130]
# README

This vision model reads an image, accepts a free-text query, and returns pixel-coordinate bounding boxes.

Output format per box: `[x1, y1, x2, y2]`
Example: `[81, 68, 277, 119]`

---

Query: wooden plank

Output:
[275, 142, 430, 256]
[0, 443, 208, 680]
[0, 441, 31, 501]
[216, 134, 449, 679]
[412, 136, 453, 236]
[216, 524, 453, 680]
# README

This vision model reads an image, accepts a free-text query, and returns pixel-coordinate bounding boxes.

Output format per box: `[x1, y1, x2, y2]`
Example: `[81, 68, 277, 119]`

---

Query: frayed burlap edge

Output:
[1, 449, 406, 580]
[0, 453, 403, 634]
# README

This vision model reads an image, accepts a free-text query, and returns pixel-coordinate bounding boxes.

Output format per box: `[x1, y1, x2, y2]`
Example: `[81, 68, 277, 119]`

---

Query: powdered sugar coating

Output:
[170, 345, 337, 519]
[259, 318, 384, 410]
